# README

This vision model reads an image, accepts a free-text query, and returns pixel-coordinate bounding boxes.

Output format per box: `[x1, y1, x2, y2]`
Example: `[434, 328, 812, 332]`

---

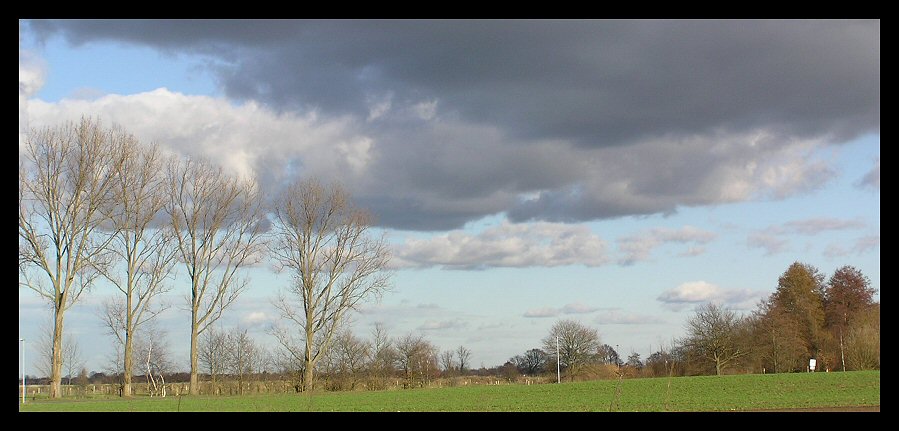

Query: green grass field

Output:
[18, 370, 879, 412]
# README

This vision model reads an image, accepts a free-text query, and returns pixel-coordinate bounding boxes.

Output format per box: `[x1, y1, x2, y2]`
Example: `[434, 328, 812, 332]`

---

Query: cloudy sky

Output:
[18, 19, 879, 375]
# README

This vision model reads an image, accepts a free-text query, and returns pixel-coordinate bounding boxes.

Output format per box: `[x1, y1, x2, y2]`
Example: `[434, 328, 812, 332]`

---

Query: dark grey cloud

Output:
[23, 19, 880, 231]
[28, 19, 879, 144]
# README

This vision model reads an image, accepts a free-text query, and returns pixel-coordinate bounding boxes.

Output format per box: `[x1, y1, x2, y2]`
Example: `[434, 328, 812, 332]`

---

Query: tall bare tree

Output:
[269, 179, 391, 392]
[96, 140, 177, 397]
[684, 303, 750, 375]
[19, 118, 127, 398]
[165, 157, 266, 395]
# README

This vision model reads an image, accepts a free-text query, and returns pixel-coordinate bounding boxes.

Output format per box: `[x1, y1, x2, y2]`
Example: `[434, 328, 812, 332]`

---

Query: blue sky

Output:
[18, 20, 879, 376]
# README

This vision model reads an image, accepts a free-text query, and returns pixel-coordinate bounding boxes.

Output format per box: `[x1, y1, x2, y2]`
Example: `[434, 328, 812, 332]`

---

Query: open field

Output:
[18, 370, 879, 412]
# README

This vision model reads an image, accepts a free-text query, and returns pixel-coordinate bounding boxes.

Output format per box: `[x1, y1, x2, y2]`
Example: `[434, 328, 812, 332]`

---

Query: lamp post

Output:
[556, 335, 561, 384]
[20, 338, 25, 405]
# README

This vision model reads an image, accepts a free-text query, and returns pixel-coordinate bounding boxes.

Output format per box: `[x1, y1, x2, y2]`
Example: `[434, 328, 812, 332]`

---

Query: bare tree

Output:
[319, 328, 371, 390]
[684, 303, 750, 375]
[19, 118, 127, 398]
[542, 319, 601, 381]
[198, 326, 229, 384]
[226, 327, 259, 395]
[394, 333, 436, 388]
[844, 304, 880, 370]
[63, 336, 84, 386]
[440, 350, 457, 376]
[165, 157, 266, 395]
[95, 140, 177, 397]
[132, 324, 173, 397]
[367, 322, 396, 388]
[511, 348, 548, 375]
[456, 345, 471, 374]
[36, 317, 83, 388]
[269, 179, 392, 392]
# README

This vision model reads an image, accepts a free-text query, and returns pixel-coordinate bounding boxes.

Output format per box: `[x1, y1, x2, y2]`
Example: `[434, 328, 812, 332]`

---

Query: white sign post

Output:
[809, 358, 817, 372]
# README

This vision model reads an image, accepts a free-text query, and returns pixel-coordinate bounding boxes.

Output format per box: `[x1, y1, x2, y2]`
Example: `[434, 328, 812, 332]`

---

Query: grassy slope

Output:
[18, 370, 880, 412]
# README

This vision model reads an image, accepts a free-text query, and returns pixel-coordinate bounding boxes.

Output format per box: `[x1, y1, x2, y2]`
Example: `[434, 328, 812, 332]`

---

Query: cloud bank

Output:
[21, 20, 880, 231]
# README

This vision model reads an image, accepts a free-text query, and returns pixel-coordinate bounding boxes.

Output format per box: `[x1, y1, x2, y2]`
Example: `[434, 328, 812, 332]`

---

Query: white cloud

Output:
[617, 226, 716, 265]
[19, 49, 46, 146]
[747, 218, 867, 256]
[561, 303, 598, 314]
[417, 319, 467, 331]
[412, 99, 438, 120]
[523, 307, 560, 318]
[594, 310, 665, 325]
[747, 231, 789, 256]
[241, 311, 270, 326]
[23, 87, 374, 188]
[392, 221, 609, 270]
[657, 281, 766, 311]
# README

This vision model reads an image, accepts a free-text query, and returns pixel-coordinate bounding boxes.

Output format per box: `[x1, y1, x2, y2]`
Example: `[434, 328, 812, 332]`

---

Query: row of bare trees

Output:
[20, 118, 392, 397]
[277, 323, 473, 391]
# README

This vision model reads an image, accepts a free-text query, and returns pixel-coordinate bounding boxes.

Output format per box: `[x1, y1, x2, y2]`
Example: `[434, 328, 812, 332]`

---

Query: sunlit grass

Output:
[19, 370, 879, 412]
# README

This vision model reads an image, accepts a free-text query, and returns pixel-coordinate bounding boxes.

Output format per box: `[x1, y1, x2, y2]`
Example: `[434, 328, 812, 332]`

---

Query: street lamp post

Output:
[556, 336, 561, 384]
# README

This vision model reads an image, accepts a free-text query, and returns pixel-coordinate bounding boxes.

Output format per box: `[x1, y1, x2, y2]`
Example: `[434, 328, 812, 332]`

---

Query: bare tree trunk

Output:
[123, 331, 133, 397]
[50, 312, 64, 398]
[303, 323, 314, 392]
[190, 316, 200, 395]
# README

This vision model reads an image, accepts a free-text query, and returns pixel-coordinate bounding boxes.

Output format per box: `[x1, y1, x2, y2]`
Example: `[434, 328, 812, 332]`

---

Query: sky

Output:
[18, 19, 880, 377]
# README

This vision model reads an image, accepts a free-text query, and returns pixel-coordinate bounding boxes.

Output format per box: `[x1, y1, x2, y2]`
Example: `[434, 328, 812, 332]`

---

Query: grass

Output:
[18, 370, 879, 412]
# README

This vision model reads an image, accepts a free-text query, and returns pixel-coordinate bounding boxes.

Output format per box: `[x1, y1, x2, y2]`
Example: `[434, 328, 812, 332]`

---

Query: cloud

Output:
[747, 217, 867, 256]
[417, 319, 467, 331]
[747, 231, 789, 256]
[782, 218, 866, 235]
[852, 234, 880, 254]
[826, 234, 881, 258]
[21, 20, 879, 231]
[392, 221, 609, 269]
[19, 49, 46, 144]
[523, 308, 560, 318]
[657, 281, 766, 311]
[241, 311, 270, 326]
[28, 20, 878, 145]
[522, 302, 601, 318]
[594, 310, 665, 325]
[561, 302, 599, 314]
[616, 226, 716, 265]
[23, 87, 372, 193]
[858, 158, 880, 190]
